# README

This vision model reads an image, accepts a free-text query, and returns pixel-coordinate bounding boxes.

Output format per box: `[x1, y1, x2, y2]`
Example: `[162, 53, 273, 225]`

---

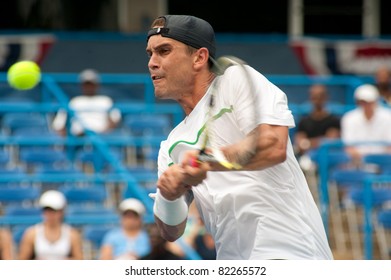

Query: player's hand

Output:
[186, 148, 241, 171]
[181, 150, 212, 182]
[157, 164, 189, 201]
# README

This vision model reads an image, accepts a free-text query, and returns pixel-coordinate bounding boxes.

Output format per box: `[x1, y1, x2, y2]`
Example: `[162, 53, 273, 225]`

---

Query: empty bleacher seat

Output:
[363, 154, 391, 175]
[75, 147, 123, 173]
[124, 114, 171, 137]
[0, 186, 40, 211]
[1, 112, 48, 135]
[4, 205, 42, 217]
[65, 205, 119, 230]
[126, 165, 157, 192]
[59, 185, 108, 207]
[83, 224, 114, 259]
[19, 147, 70, 172]
[0, 149, 10, 167]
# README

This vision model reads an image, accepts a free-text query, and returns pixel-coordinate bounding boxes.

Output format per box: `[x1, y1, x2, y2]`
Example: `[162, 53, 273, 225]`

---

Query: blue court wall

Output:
[40, 33, 305, 75]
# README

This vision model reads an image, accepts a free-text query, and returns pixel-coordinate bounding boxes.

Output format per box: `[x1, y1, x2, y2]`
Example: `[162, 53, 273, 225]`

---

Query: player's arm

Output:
[153, 163, 208, 242]
[220, 124, 288, 171]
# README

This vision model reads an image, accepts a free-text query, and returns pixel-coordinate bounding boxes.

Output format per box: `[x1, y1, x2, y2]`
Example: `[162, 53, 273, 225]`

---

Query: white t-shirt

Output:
[157, 65, 333, 260]
[52, 95, 121, 135]
[341, 106, 391, 155]
[34, 223, 71, 260]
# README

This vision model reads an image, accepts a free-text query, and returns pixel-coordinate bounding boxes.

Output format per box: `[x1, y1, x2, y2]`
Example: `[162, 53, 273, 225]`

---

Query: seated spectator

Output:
[52, 69, 122, 136]
[374, 65, 391, 106]
[99, 198, 151, 260]
[140, 223, 184, 260]
[294, 84, 341, 169]
[0, 228, 13, 260]
[18, 190, 83, 260]
[185, 217, 216, 260]
[341, 84, 391, 166]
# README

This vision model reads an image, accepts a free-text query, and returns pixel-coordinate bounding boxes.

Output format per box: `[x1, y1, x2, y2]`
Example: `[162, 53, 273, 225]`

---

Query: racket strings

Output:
[199, 78, 217, 156]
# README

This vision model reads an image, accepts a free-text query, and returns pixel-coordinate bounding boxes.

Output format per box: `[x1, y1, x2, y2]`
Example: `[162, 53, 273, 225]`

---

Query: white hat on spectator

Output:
[39, 190, 67, 210]
[119, 198, 146, 216]
[354, 84, 379, 102]
[79, 69, 100, 83]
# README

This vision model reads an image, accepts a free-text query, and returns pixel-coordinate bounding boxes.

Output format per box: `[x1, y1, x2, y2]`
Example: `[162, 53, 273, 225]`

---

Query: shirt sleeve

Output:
[222, 65, 295, 135]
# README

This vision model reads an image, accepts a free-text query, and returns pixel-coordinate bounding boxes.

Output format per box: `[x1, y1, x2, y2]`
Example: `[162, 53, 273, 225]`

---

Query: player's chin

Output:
[154, 89, 166, 99]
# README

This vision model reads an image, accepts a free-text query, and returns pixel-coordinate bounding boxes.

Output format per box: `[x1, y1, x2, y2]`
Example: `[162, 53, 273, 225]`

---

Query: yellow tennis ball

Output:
[7, 61, 41, 90]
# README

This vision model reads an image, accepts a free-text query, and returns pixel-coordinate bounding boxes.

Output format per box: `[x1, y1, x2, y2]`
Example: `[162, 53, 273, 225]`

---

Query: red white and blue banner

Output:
[290, 38, 391, 76]
[0, 34, 55, 71]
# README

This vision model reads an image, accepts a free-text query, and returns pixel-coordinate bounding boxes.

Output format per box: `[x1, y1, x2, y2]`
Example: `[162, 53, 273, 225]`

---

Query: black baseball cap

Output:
[147, 15, 216, 59]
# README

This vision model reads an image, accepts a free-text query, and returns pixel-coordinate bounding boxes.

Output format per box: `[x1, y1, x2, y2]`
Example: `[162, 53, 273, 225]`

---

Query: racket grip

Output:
[189, 156, 200, 167]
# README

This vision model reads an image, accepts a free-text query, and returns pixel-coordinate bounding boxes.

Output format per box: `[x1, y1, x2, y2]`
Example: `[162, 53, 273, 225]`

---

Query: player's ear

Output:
[193, 47, 210, 69]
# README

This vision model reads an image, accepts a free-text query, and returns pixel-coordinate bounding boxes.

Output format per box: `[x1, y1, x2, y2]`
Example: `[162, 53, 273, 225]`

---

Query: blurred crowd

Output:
[0, 191, 215, 260]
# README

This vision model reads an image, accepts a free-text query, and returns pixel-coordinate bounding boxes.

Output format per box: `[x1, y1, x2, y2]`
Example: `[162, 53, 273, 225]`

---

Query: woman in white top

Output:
[18, 190, 83, 260]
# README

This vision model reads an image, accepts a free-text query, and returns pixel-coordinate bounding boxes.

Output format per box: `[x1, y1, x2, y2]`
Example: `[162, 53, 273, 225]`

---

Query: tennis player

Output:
[146, 15, 333, 260]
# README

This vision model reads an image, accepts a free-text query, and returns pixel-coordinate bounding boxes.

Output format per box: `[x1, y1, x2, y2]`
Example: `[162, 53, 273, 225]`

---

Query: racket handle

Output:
[189, 156, 200, 167]
[189, 153, 218, 167]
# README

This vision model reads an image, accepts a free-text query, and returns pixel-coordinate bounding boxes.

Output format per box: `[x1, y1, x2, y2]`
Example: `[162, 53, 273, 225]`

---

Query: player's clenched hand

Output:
[157, 164, 189, 201]
[181, 150, 211, 185]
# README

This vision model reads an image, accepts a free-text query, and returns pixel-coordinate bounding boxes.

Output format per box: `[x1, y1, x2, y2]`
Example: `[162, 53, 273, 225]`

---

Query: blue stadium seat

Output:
[348, 188, 391, 208]
[66, 205, 117, 218]
[124, 114, 171, 137]
[34, 164, 84, 175]
[0, 149, 10, 167]
[0, 186, 40, 210]
[0, 167, 28, 188]
[363, 154, 391, 175]
[4, 205, 42, 217]
[65, 205, 119, 230]
[12, 225, 31, 247]
[83, 224, 114, 259]
[12, 126, 51, 137]
[75, 147, 123, 173]
[126, 165, 157, 192]
[1, 112, 48, 135]
[19, 147, 70, 172]
[59, 185, 108, 206]
[328, 168, 375, 259]
[309, 148, 352, 172]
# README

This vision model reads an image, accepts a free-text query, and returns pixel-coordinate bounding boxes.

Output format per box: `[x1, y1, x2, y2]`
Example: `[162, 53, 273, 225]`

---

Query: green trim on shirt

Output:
[167, 105, 233, 165]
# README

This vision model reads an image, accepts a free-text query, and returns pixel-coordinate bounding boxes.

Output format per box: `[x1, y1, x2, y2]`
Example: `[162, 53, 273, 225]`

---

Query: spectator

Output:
[185, 217, 216, 260]
[140, 223, 184, 260]
[0, 228, 13, 260]
[374, 65, 391, 106]
[341, 84, 391, 166]
[294, 84, 341, 158]
[52, 69, 122, 136]
[18, 190, 83, 260]
[99, 198, 151, 260]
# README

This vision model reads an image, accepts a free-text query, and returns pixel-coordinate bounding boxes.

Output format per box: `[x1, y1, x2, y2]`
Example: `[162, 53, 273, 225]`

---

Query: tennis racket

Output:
[190, 55, 260, 170]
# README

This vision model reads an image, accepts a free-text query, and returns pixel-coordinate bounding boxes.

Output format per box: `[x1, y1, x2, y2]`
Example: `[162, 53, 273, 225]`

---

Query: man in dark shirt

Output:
[294, 84, 341, 157]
